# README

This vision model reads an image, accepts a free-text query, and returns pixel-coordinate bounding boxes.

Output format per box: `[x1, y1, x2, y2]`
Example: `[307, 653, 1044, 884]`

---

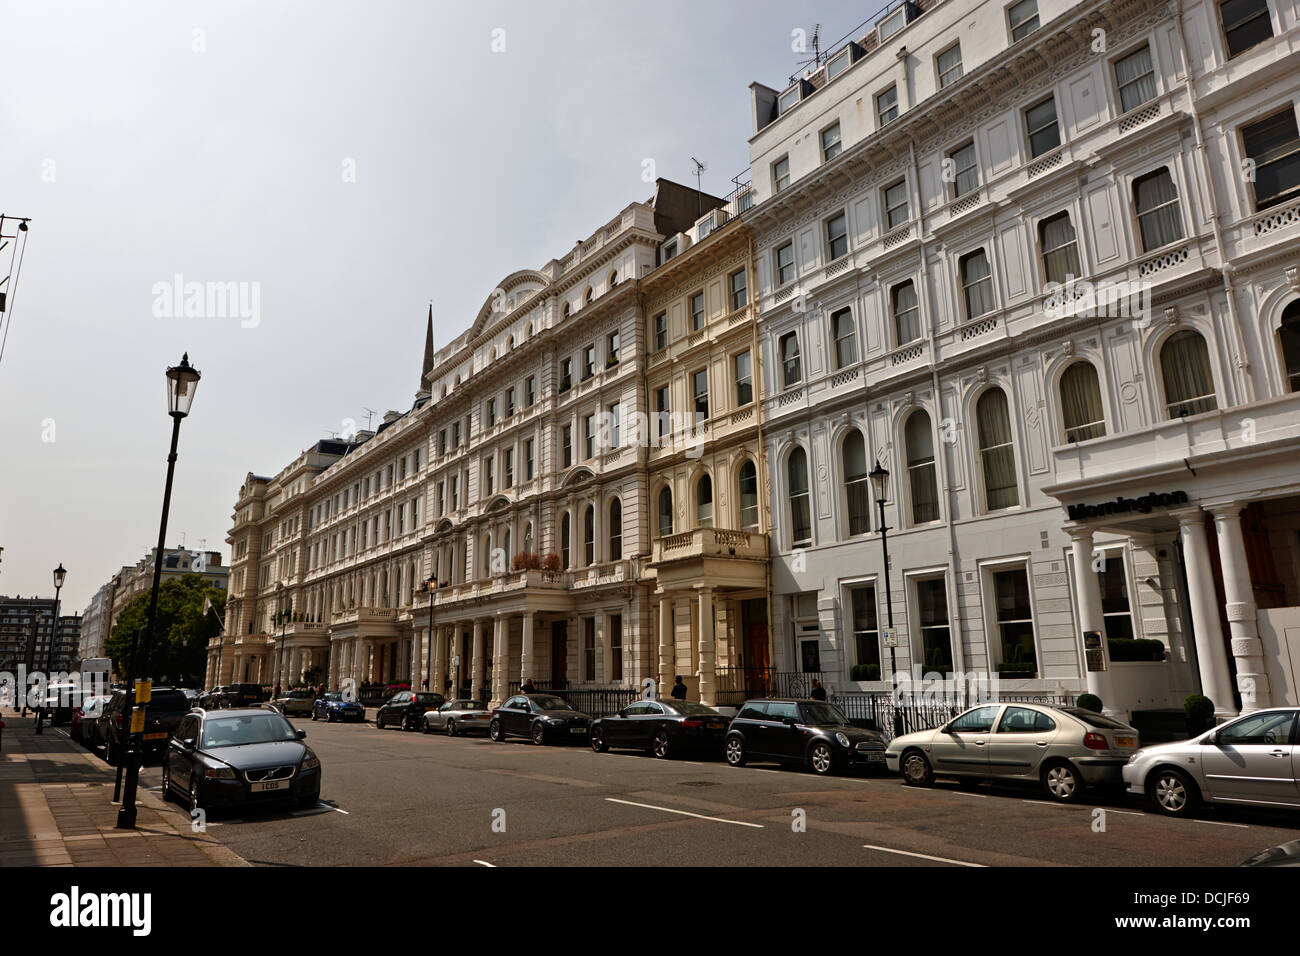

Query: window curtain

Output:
[789, 448, 811, 545]
[1135, 170, 1183, 249]
[843, 431, 870, 535]
[1040, 214, 1080, 283]
[1281, 305, 1300, 391]
[905, 412, 939, 523]
[1115, 46, 1156, 111]
[1161, 330, 1217, 416]
[977, 389, 1018, 510]
[962, 252, 995, 318]
[696, 474, 713, 528]
[1060, 362, 1105, 441]
[657, 487, 673, 536]
[894, 282, 921, 343]
[738, 462, 759, 530]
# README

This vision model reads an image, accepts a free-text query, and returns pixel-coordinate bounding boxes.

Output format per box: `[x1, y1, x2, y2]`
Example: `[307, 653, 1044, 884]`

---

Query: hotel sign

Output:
[1067, 490, 1189, 522]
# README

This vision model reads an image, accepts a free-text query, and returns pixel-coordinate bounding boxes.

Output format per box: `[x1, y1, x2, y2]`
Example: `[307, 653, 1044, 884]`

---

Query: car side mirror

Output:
[296, 730, 307, 739]
[617, 709, 628, 718]
[182, 738, 196, 750]
[782, 716, 798, 727]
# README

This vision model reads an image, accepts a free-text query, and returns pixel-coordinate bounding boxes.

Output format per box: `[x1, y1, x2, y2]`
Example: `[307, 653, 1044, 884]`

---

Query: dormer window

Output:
[778, 85, 801, 114]
[825, 47, 852, 80]
[878, 7, 909, 42]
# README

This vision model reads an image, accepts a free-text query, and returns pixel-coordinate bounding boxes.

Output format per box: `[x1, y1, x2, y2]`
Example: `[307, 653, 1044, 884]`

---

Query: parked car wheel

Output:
[808, 741, 835, 775]
[376, 713, 385, 729]
[489, 719, 506, 742]
[531, 722, 547, 746]
[326, 711, 335, 723]
[1041, 760, 1083, 803]
[1148, 767, 1199, 817]
[724, 734, 746, 767]
[445, 719, 456, 737]
[590, 727, 609, 753]
[652, 730, 671, 759]
[188, 775, 203, 814]
[311, 710, 318, 721]
[901, 749, 933, 787]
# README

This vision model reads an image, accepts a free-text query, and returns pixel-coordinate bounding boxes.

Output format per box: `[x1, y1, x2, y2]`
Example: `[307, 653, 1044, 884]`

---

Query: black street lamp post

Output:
[869, 462, 904, 737]
[35, 563, 67, 734]
[117, 353, 200, 830]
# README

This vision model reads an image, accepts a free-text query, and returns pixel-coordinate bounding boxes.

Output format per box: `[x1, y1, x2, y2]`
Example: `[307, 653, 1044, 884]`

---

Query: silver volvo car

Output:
[1123, 707, 1299, 816]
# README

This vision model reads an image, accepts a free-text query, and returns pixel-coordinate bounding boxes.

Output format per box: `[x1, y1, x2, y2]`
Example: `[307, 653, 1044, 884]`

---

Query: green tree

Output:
[106, 574, 226, 687]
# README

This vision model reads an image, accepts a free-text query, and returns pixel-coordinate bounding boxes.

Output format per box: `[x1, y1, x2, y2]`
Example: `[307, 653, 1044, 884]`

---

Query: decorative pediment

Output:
[470, 270, 550, 340]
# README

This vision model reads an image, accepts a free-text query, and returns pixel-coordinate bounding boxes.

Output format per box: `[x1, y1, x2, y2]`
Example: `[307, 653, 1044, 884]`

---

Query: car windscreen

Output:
[201, 713, 298, 748]
[664, 701, 718, 716]
[323, 693, 343, 702]
[533, 696, 572, 711]
[800, 702, 850, 726]
[1059, 707, 1132, 730]
[288, 691, 312, 698]
[457, 700, 485, 710]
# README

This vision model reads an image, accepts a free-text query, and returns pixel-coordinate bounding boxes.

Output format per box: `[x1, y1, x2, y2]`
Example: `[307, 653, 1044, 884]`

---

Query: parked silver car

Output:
[1123, 707, 1299, 816]
[886, 702, 1140, 802]
[270, 689, 317, 718]
[423, 698, 492, 736]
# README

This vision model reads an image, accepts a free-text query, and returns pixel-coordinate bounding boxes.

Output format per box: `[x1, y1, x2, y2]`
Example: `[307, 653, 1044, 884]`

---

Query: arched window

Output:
[842, 431, 871, 535]
[1282, 301, 1300, 392]
[502, 529, 511, 565]
[481, 534, 492, 577]
[1160, 330, 1217, 417]
[608, 269, 619, 288]
[977, 388, 1018, 511]
[657, 486, 673, 537]
[609, 498, 623, 560]
[507, 335, 515, 350]
[789, 447, 812, 547]
[905, 411, 939, 524]
[583, 505, 595, 565]
[562, 302, 571, 318]
[696, 474, 714, 528]
[737, 460, 760, 531]
[523, 522, 534, 554]
[584, 287, 594, 306]
[560, 513, 571, 569]
[1060, 361, 1106, 441]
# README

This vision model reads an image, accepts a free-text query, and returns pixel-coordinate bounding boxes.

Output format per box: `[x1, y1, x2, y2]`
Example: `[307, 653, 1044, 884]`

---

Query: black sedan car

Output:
[590, 699, 729, 758]
[100, 686, 192, 765]
[160, 708, 321, 812]
[312, 691, 366, 722]
[375, 690, 447, 730]
[489, 693, 592, 745]
[724, 698, 887, 775]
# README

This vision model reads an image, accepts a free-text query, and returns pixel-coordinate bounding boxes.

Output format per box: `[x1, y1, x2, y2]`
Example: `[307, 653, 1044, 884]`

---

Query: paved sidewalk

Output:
[0, 712, 248, 867]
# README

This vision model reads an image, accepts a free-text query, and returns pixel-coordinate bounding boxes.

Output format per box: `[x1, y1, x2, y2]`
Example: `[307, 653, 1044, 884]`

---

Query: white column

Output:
[1210, 504, 1273, 713]
[491, 615, 508, 705]
[698, 586, 716, 706]
[657, 595, 674, 695]
[1067, 526, 1116, 710]
[520, 613, 535, 687]
[472, 622, 486, 699]
[1177, 510, 1238, 717]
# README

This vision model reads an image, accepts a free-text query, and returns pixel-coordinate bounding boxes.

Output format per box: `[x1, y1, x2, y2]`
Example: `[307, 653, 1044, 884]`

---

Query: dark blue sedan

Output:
[311, 691, 365, 723]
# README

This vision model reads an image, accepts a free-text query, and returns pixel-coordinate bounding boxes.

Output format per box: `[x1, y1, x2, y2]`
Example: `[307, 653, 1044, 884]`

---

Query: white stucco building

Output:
[748, 0, 1300, 720]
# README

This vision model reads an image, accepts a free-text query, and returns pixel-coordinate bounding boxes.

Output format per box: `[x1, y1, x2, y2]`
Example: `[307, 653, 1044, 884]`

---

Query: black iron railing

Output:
[713, 667, 825, 707]
[507, 680, 638, 718]
[829, 691, 1078, 742]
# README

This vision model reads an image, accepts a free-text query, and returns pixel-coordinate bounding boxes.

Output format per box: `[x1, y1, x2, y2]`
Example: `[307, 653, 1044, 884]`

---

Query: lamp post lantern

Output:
[118, 353, 200, 829]
[35, 563, 67, 734]
[869, 462, 904, 737]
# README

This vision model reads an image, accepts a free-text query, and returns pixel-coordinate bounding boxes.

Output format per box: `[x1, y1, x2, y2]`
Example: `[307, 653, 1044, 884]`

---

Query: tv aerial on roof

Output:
[796, 23, 823, 76]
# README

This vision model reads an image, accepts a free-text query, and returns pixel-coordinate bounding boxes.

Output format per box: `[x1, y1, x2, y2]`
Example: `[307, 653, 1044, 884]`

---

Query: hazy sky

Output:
[1, 0, 876, 612]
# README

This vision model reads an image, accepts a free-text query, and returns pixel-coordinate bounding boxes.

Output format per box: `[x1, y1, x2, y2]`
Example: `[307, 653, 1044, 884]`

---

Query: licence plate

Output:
[569, 727, 587, 734]
[707, 721, 725, 729]
[1116, 736, 1136, 748]
[143, 732, 168, 741]
[251, 780, 283, 792]
[867, 752, 886, 763]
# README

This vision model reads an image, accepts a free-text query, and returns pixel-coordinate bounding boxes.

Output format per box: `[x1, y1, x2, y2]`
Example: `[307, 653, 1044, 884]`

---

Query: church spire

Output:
[421, 302, 435, 388]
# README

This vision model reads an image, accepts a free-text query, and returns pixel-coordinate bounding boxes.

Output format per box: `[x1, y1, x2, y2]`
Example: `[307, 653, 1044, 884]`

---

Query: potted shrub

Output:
[1076, 693, 1103, 713]
[541, 553, 562, 572]
[1184, 694, 1215, 735]
[850, 663, 882, 682]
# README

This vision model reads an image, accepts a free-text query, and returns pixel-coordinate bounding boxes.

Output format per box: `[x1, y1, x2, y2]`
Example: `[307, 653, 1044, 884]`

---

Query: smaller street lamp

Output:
[36, 563, 67, 734]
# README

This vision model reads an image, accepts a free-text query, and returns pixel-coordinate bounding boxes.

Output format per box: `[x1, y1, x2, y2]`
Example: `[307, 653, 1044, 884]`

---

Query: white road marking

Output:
[323, 803, 349, 815]
[948, 790, 987, 798]
[1192, 818, 1248, 829]
[1108, 809, 1145, 817]
[862, 844, 985, 867]
[605, 797, 765, 828]
[473, 859, 496, 867]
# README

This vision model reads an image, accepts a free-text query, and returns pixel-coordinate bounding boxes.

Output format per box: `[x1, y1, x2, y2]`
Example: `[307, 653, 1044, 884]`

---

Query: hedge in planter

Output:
[850, 663, 881, 681]
[1107, 638, 1166, 662]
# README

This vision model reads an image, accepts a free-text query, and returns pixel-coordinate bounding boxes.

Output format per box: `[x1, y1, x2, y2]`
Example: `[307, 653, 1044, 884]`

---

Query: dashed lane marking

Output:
[862, 843, 986, 867]
[605, 797, 765, 828]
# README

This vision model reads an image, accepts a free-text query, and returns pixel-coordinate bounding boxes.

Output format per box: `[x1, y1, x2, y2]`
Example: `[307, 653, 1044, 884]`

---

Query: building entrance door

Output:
[551, 621, 568, 689]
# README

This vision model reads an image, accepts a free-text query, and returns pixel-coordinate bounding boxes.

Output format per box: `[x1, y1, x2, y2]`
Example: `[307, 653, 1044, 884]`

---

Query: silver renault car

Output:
[1123, 707, 1299, 816]
[886, 702, 1140, 802]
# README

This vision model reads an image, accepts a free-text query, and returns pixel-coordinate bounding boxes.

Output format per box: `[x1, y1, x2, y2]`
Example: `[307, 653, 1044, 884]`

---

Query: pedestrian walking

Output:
[670, 675, 687, 700]
[810, 679, 827, 701]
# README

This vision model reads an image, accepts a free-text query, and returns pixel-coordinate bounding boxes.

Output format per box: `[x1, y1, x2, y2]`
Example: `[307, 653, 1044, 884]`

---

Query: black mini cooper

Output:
[724, 698, 887, 775]
[161, 707, 321, 812]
